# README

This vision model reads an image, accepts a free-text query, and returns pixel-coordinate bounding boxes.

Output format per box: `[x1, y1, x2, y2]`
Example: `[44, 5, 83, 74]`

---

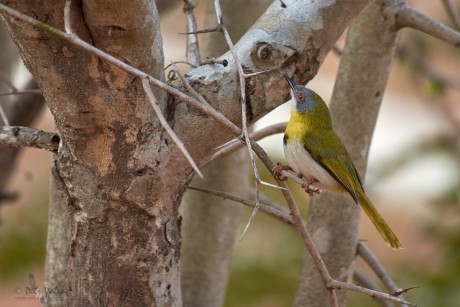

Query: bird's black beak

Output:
[284, 75, 296, 90]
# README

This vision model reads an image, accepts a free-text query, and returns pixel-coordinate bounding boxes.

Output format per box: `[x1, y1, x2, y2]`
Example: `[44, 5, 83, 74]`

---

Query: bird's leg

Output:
[301, 178, 322, 196]
[271, 163, 293, 181]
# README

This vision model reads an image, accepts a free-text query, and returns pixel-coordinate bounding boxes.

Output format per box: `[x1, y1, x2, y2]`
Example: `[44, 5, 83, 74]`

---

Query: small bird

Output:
[273, 75, 402, 249]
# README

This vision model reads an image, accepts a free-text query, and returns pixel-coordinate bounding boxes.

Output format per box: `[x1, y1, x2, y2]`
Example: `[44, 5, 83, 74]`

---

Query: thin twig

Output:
[201, 57, 229, 67]
[0, 89, 43, 97]
[188, 186, 293, 225]
[183, 0, 201, 67]
[142, 77, 203, 178]
[358, 242, 407, 305]
[388, 3, 460, 48]
[171, 64, 210, 106]
[441, 0, 460, 31]
[0, 126, 60, 153]
[330, 280, 416, 306]
[277, 179, 339, 306]
[180, 25, 222, 35]
[213, 0, 265, 240]
[353, 269, 393, 307]
[202, 122, 287, 167]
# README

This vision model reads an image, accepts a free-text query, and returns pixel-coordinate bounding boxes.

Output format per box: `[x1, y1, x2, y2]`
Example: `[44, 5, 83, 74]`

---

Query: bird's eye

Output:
[297, 94, 304, 101]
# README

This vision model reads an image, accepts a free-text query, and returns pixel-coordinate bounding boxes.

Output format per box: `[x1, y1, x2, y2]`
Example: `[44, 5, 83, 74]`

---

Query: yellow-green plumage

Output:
[283, 76, 402, 249]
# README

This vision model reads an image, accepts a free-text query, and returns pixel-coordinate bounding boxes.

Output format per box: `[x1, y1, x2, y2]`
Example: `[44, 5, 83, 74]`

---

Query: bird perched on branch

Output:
[273, 75, 402, 249]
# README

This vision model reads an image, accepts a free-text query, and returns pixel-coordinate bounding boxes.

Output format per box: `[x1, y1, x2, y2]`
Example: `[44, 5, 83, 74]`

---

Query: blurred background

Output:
[0, 1, 459, 306]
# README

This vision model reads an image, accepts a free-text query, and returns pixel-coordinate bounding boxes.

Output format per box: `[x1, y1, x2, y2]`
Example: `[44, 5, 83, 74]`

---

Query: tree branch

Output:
[188, 186, 293, 225]
[183, 0, 201, 66]
[357, 242, 407, 302]
[387, 3, 460, 48]
[203, 122, 287, 167]
[0, 126, 59, 153]
[353, 269, 393, 307]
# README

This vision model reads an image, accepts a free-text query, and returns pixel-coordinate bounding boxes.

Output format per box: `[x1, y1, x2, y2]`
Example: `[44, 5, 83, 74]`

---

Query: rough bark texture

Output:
[293, 1, 402, 306]
[0, 0, 372, 305]
[180, 1, 270, 306]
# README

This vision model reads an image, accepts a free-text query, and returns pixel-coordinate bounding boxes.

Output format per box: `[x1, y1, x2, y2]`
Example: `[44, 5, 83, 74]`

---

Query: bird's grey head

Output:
[284, 75, 316, 113]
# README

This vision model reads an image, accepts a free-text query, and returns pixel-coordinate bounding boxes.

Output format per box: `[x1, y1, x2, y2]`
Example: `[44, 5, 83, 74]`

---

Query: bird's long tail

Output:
[358, 191, 402, 249]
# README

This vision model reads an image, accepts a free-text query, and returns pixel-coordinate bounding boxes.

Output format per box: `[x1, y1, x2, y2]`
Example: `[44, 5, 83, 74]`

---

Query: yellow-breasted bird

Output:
[274, 75, 402, 249]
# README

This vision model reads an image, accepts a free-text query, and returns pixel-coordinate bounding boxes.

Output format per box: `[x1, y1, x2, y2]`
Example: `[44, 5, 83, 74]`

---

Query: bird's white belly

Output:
[284, 137, 342, 191]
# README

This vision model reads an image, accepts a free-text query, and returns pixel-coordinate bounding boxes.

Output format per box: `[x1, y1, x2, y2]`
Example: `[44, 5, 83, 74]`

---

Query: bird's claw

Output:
[271, 164, 293, 181]
[301, 179, 321, 196]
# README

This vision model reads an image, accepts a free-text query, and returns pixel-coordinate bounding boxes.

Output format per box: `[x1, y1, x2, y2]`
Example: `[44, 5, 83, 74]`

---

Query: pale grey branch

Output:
[388, 3, 460, 48]
[0, 126, 59, 153]
[188, 186, 293, 225]
[183, 0, 201, 66]
[353, 269, 393, 307]
[357, 242, 407, 304]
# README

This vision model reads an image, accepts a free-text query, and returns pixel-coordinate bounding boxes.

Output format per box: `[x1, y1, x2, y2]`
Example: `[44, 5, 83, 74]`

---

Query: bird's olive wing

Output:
[304, 133, 363, 202]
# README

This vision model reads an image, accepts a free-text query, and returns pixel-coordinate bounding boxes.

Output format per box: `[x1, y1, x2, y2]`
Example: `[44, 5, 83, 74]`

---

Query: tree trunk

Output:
[293, 1, 402, 306]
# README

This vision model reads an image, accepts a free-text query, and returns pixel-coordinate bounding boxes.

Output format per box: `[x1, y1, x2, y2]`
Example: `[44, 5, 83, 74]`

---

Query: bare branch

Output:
[203, 122, 286, 167]
[277, 178, 339, 306]
[212, 0, 265, 240]
[180, 25, 222, 35]
[387, 3, 460, 48]
[200, 57, 228, 67]
[183, 0, 201, 66]
[357, 243, 405, 300]
[353, 269, 393, 307]
[441, 0, 460, 31]
[329, 280, 416, 306]
[0, 89, 43, 97]
[142, 77, 203, 178]
[187, 186, 293, 225]
[212, 0, 260, 185]
[0, 126, 59, 153]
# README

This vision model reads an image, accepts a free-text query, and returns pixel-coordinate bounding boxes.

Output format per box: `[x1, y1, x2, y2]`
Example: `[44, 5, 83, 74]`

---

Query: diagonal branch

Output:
[203, 122, 287, 167]
[357, 242, 407, 303]
[0, 126, 59, 153]
[187, 186, 293, 225]
[142, 78, 203, 178]
[386, 3, 460, 47]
